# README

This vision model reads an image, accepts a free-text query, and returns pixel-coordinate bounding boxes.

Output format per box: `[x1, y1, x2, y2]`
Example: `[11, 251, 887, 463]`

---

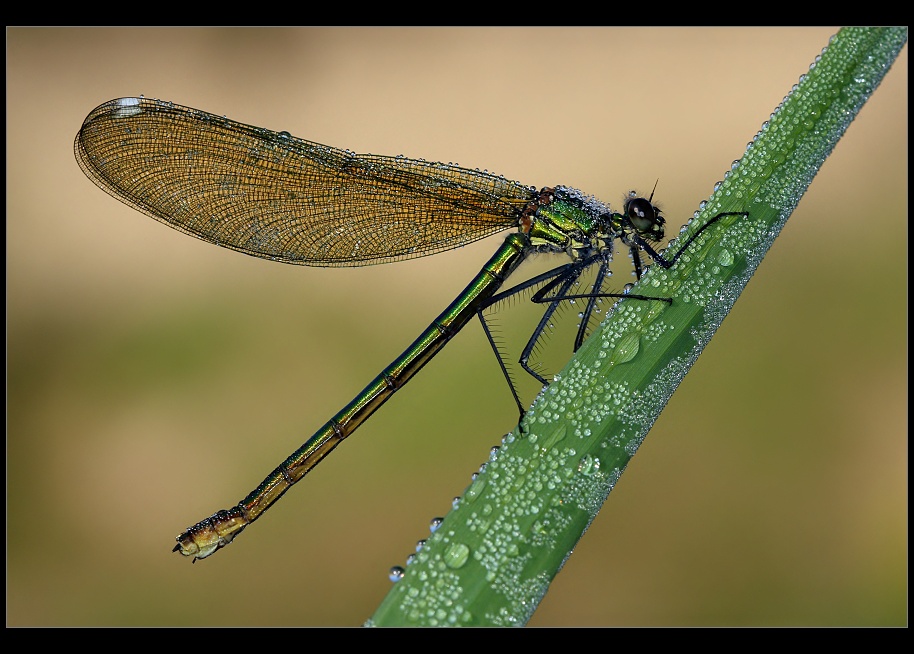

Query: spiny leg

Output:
[477, 263, 575, 418]
[475, 210, 748, 423]
[478, 257, 672, 422]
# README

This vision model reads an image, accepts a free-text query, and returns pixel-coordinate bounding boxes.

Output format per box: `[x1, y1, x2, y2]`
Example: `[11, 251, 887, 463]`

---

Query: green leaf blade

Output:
[370, 27, 907, 627]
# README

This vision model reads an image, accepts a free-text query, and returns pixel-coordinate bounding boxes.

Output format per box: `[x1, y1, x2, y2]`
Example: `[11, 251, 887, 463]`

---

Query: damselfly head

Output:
[624, 193, 665, 242]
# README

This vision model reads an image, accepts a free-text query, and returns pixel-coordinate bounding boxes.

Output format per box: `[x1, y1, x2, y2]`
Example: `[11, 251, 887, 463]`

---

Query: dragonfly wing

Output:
[75, 97, 534, 266]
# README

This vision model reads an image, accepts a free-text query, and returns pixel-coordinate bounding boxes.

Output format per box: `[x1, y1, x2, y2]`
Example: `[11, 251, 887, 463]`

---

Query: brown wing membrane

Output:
[74, 97, 535, 266]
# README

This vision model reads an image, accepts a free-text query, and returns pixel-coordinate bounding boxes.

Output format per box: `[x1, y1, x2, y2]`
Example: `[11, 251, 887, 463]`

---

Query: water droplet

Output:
[388, 566, 405, 582]
[113, 97, 143, 118]
[443, 542, 471, 569]
[611, 331, 640, 365]
[464, 475, 487, 502]
[577, 453, 600, 475]
[539, 424, 567, 451]
[429, 517, 444, 533]
[717, 248, 734, 267]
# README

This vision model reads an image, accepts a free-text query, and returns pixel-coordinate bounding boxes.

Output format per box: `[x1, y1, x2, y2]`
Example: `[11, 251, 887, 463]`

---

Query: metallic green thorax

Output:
[525, 187, 630, 256]
[529, 199, 597, 246]
[528, 196, 599, 248]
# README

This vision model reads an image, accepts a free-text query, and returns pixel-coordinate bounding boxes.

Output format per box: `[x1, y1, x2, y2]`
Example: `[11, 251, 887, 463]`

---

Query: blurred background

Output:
[7, 27, 906, 626]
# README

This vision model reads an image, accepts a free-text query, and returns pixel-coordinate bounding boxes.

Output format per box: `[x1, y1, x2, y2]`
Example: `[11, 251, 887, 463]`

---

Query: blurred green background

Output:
[7, 27, 906, 626]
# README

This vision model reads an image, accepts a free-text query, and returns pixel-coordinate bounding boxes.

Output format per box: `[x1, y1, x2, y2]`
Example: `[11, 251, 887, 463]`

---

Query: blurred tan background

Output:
[7, 27, 906, 626]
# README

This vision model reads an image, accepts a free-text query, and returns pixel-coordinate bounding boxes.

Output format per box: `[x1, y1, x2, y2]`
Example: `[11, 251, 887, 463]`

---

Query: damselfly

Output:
[75, 97, 745, 560]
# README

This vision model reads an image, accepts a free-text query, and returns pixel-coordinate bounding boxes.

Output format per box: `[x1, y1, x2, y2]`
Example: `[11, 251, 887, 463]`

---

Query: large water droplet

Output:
[717, 248, 734, 267]
[443, 542, 471, 569]
[577, 453, 601, 476]
[538, 424, 567, 451]
[610, 331, 640, 365]
[113, 97, 143, 118]
[464, 475, 487, 502]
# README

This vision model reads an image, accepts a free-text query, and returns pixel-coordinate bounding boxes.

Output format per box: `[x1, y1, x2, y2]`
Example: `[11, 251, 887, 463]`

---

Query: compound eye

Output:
[626, 197, 666, 241]
[627, 197, 658, 231]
